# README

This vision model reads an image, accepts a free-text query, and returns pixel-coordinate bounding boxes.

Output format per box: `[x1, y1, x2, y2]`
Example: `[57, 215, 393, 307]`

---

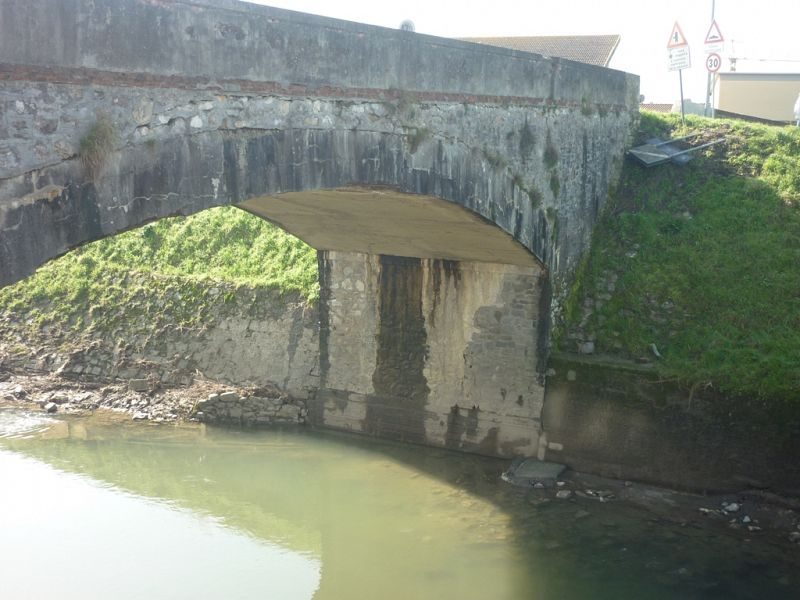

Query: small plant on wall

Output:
[407, 127, 431, 153]
[550, 171, 560, 198]
[519, 117, 535, 163]
[543, 131, 559, 169]
[79, 115, 117, 179]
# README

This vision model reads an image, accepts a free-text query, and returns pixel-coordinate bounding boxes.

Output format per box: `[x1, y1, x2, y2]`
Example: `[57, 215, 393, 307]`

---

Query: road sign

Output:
[668, 46, 691, 71]
[705, 53, 721, 73]
[667, 22, 689, 48]
[704, 20, 724, 53]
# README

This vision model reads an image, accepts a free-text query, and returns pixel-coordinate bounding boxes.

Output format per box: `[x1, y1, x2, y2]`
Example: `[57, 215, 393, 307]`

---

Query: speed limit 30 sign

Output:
[706, 53, 721, 73]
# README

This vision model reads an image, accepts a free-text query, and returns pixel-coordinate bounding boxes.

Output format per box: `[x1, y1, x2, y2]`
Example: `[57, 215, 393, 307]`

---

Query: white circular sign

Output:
[706, 53, 722, 73]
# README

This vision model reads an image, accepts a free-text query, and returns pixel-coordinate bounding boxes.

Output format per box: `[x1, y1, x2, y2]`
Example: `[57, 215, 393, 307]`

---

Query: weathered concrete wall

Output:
[542, 354, 800, 494]
[314, 251, 545, 457]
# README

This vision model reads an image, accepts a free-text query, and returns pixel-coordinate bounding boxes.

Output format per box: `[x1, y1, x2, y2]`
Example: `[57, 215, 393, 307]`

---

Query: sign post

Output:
[667, 22, 691, 123]
[704, 15, 724, 118]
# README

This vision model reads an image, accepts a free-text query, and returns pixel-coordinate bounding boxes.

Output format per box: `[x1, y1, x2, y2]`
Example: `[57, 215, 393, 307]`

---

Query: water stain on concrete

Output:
[367, 255, 430, 443]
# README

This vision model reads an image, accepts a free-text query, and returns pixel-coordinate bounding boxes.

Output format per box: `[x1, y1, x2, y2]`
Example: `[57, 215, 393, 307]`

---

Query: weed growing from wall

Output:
[407, 127, 431, 153]
[581, 96, 594, 117]
[527, 187, 543, 209]
[512, 173, 542, 209]
[519, 117, 535, 162]
[543, 131, 559, 169]
[482, 147, 507, 169]
[549, 172, 560, 198]
[79, 115, 117, 179]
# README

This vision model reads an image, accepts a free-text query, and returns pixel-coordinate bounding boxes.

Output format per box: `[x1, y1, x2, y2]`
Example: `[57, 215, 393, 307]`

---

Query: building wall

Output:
[716, 73, 800, 122]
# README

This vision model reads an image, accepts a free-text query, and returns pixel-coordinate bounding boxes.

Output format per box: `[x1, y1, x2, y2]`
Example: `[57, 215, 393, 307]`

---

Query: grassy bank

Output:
[0, 206, 318, 344]
[559, 113, 800, 401]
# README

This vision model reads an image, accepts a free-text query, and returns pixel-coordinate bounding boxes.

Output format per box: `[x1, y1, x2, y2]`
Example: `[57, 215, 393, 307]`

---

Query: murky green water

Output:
[0, 408, 797, 599]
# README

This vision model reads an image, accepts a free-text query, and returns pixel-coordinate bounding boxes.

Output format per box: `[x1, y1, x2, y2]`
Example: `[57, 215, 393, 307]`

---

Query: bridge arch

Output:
[2, 124, 549, 456]
[0, 0, 639, 456]
[0, 125, 547, 288]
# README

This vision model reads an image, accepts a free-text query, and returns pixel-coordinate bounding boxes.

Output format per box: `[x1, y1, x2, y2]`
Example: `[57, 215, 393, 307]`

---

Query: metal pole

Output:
[704, 0, 716, 117]
[711, 74, 716, 118]
[679, 70, 686, 124]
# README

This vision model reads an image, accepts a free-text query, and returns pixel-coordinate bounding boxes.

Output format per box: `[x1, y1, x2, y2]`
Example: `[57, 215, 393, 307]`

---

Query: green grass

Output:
[0, 206, 318, 344]
[559, 112, 800, 401]
[85, 206, 319, 296]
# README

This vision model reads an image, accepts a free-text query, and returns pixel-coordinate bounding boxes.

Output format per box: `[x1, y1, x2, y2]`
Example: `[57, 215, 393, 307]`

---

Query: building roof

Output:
[640, 103, 673, 114]
[718, 72, 800, 80]
[461, 34, 621, 67]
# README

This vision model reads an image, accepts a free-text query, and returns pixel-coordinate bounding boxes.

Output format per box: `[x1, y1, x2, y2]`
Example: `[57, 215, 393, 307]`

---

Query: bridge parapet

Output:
[1, 0, 637, 107]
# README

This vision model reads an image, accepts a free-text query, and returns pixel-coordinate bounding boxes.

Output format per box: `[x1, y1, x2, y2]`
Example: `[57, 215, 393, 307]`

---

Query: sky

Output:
[242, 0, 800, 105]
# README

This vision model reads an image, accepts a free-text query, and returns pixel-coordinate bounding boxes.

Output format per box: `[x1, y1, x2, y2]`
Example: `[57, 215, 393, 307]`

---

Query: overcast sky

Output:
[242, 0, 800, 105]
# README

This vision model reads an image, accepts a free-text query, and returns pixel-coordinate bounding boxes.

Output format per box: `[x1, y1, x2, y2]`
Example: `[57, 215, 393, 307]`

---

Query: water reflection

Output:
[0, 408, 798, 599]
[0, 449, 321, 600]
[0, 410, 524, 600]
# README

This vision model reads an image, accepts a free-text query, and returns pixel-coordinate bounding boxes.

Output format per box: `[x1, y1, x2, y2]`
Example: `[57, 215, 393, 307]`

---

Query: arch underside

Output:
[0, 128, 547, 288]
[240, 187, 539, 268]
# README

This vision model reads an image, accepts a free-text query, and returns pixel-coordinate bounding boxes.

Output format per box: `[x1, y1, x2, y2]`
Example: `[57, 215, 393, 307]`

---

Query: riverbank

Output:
[557, 113, 800, 401]
[542, 353, 800, 496]
[0, 369, 228, 422]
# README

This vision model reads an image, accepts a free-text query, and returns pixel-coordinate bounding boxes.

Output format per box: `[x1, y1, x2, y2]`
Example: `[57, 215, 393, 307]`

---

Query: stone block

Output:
[128, 379, 149, 392]
[275, 404, 301, 421]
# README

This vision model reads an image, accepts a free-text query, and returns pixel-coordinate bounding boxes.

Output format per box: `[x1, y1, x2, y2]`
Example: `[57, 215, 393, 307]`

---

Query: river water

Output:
[0, 407, 797, 600]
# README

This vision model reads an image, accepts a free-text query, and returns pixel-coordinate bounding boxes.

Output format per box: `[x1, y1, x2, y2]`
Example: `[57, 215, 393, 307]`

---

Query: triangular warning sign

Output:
[667, 22, 689, 48]
[705, 20, 724, 44]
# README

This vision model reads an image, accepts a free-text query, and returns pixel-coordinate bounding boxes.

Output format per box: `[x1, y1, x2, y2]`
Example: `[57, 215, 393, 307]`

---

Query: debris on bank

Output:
[0, 371, 304, 426]
[627, 132, 725, 168]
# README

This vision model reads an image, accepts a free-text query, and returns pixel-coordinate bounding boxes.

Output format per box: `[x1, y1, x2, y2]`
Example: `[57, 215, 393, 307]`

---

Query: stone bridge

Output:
[0, 0, 638, 457]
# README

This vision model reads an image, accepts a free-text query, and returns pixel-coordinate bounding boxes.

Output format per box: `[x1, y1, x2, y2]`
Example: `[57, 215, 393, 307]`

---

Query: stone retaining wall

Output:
[194, 389, 308, 427]
[0, 286, 319, 400]
[542, 354, 800, 494]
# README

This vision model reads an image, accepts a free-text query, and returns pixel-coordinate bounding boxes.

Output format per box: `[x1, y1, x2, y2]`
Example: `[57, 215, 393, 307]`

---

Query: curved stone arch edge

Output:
[1, 128, 553, 288]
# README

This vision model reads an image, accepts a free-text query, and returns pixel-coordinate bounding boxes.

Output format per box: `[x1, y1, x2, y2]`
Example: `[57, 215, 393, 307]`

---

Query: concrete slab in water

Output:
[501, 458, 566, 486]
